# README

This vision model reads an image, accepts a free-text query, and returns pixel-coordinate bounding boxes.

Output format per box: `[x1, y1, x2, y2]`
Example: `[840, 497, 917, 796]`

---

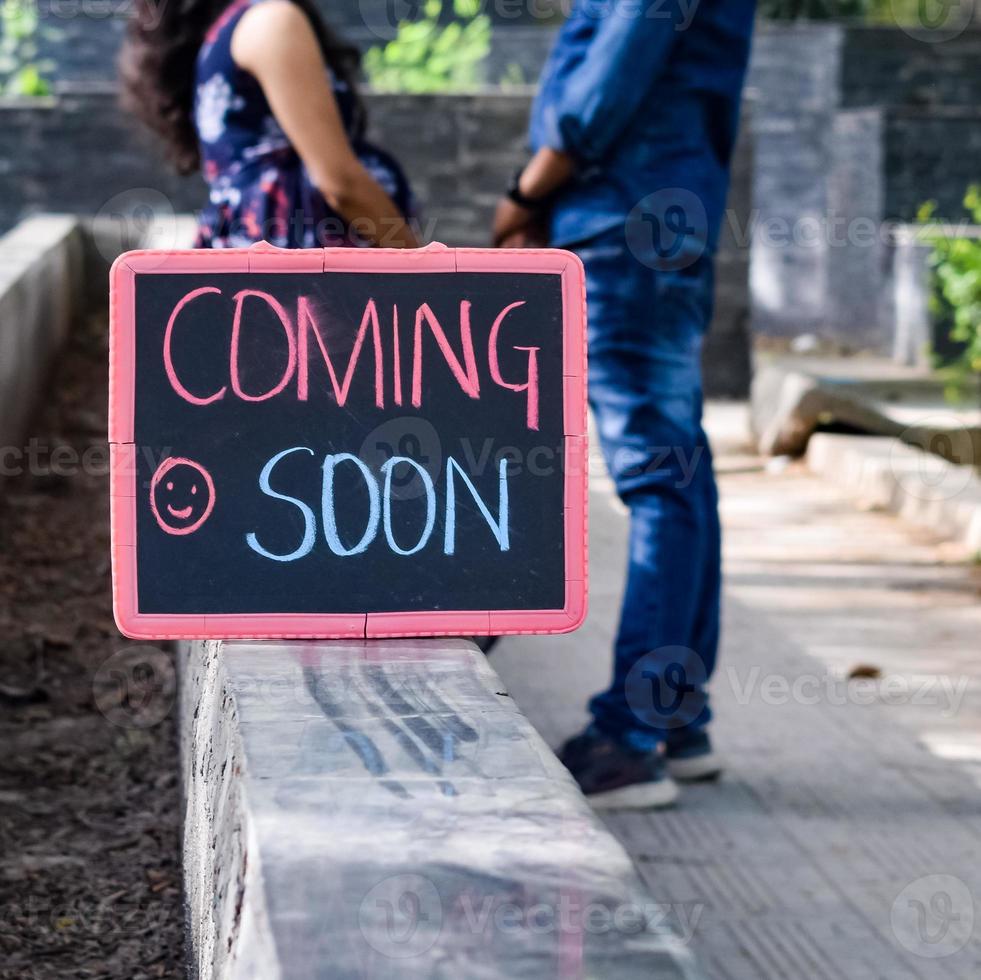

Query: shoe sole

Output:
[585, 777, 680, 811]
[667, 752, 724, 782]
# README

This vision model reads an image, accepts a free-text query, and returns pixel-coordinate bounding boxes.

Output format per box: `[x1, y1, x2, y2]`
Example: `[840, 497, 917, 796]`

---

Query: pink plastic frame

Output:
[109, 241, 588, 640]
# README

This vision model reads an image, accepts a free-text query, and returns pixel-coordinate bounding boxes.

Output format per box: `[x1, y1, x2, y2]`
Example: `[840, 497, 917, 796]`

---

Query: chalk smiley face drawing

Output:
[150, 457, 216, 536]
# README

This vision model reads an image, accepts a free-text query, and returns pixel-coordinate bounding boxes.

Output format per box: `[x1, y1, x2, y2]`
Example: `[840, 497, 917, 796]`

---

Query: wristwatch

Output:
[506, 167, 551, 211]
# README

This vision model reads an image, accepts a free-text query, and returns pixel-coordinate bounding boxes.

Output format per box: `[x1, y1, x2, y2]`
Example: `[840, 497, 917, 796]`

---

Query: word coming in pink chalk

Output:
[163, 288, 542, 430]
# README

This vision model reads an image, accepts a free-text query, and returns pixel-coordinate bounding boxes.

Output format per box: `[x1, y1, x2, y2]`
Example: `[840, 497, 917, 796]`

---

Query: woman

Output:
[121, 0, 419, 249]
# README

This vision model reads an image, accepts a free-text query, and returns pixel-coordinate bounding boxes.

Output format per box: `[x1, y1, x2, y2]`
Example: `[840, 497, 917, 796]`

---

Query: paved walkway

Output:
[494, 404, 981, 980]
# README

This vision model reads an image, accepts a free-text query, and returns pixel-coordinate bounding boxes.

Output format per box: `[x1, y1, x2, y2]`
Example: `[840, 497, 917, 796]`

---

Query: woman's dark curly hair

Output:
[120, 0, 365, 175]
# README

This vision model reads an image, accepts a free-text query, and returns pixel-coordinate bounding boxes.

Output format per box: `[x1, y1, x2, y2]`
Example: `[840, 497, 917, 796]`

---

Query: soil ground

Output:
[0, 309, 184, 979]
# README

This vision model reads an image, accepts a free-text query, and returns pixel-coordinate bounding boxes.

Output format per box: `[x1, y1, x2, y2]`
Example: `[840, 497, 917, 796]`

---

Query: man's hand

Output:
[497, 221, 549, 250]
[492, 197, 536, 248]
[492, 200, 550, 249]
[491, 147, 574, 247]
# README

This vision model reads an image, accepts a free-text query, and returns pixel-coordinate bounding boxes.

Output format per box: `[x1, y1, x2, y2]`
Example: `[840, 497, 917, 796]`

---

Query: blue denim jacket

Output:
[530, 0, 756, 253]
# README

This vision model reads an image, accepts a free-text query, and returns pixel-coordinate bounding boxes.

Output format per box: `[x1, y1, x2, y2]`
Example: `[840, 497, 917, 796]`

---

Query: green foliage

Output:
[865, 0, 935, 25]
[919, 188, 981, 395]
[0, 0, 54, 97]
[761, 0, 961, 24]
[498, 62, 527, 90]
[364, 0, 491, 93]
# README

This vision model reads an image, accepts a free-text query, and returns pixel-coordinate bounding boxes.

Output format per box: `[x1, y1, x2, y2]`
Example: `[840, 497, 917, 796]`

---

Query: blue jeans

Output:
[575, 228, 721, 751]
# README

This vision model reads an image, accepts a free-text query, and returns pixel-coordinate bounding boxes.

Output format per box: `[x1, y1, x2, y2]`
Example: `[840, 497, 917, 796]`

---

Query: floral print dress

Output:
[193, 0, 414, 248]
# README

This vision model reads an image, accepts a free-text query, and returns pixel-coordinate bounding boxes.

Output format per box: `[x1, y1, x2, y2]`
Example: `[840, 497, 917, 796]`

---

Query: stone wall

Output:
[0, 87, 754, 396]
[0, 217, 86, 464]
[884, 108, 981, 221]
[746, 24, 841, 339]
[839, 26, 981, 110]
[0, 90, 546, 241]
[826, 108, 885, 351]
[13, 14, 979, 365]
[746, 22, 981, 352]
[748, 23, 981, 226]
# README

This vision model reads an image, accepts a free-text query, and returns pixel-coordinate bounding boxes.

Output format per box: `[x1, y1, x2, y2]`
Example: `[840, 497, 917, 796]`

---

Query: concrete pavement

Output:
[493, 403, 981, 979]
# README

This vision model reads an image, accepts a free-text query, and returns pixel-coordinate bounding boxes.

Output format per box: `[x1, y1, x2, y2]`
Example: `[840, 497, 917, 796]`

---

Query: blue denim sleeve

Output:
[542, 0, 690, 163]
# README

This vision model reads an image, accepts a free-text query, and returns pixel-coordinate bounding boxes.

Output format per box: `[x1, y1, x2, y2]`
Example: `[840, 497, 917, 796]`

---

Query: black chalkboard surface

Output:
[109, 244, 587, 639]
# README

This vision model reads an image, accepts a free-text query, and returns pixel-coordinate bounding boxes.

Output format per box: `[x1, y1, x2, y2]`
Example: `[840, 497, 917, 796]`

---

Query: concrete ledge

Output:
[179, 639, 700, 979]
[750, 355, 981, 463]
[807, 433, 981, 553]
[0, 215, 85, 455]
[0, 212, 199, 477]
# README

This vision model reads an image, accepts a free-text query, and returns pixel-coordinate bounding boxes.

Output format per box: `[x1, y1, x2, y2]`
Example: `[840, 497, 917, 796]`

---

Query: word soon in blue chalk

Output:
[246, 449, 510, 561]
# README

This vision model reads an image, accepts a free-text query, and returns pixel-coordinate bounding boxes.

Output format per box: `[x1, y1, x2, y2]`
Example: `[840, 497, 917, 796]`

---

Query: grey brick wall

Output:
[827, 108, 885, 350]
[745, 22, 981, 352]
[368, 93, 530, 246]
[884, 108, 981, 221]
[743, 25, 841, 337]
[839, 25, 981, 110]
[16, 15, 978, 365]
[0, 92, 205, 227]
[0, 88, 754, 396]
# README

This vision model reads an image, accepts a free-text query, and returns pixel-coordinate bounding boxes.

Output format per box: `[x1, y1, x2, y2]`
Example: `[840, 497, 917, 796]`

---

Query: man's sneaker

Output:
[558, 726, 679, 810]
[665, 728, 723, 782]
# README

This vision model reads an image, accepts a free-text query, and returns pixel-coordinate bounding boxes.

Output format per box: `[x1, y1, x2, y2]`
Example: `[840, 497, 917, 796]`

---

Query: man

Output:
[493, 0, 756, 809]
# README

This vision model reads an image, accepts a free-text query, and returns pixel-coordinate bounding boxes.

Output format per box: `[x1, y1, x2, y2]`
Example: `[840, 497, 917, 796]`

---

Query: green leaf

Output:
[10, 63, 49, 96]
[363, 3, 490, 93]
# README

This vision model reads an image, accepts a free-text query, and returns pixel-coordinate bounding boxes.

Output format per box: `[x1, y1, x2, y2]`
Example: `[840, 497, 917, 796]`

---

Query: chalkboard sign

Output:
[109, 242, 587, 639]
